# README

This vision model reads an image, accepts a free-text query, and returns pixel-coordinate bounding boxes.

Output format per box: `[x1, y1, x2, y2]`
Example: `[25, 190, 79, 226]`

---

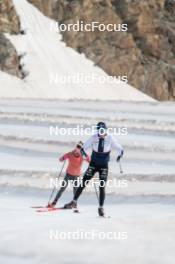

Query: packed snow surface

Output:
[1, 192, 175, 264]
[0, 0, 174, 262]
[0, 99, 175, 263]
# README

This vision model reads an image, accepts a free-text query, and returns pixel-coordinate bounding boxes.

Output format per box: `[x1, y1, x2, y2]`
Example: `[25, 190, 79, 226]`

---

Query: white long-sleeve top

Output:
[84, 133, 123, 156]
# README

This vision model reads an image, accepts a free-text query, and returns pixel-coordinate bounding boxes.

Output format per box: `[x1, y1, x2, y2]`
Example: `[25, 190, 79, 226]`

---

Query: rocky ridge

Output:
[28, 0, 175, 100]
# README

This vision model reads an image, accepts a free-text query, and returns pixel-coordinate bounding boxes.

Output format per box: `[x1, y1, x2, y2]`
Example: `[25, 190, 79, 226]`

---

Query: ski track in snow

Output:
[0, 99, 174, 201]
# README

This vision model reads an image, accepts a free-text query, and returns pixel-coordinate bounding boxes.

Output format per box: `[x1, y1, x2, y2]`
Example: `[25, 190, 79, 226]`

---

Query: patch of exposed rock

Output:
[28, 0, 175, 100]
[0, 0, 23, 78]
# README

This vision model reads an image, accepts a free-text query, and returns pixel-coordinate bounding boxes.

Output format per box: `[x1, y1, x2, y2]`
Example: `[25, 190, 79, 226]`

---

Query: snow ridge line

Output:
[0, 134, 174, 152]
[0, 169, 175, 182]
[0, 111, 175, 126]
[1, 117, 175, 135]
[1, 183, 175, 204]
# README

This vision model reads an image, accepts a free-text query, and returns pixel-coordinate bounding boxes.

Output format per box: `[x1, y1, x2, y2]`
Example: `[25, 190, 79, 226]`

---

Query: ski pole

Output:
[47, 160, 66, 205]
[119, 160, 123, 174]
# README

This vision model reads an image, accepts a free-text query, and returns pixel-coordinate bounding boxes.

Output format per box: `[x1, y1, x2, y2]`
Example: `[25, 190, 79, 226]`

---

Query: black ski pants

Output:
[74, 162, 108, 207]
[53, 173, 79, 204]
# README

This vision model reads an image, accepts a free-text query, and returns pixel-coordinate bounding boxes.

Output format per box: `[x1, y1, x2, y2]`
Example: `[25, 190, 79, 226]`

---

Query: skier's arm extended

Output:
[79, 136, 93, 162]
[84, 154, 90, 163]
[80, 148, 91, 163]
[111, 136, 124, 161]
[59, 153, 69, 162]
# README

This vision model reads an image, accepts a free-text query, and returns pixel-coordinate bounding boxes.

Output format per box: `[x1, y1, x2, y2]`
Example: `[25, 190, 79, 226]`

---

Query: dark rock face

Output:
[0, 33, 22, 78]
[0, 0, 20, 33]
[27, 0, 175, 100]
[27, 0, 57, 18]
[0, 0, 22, 78]
[113, 0, 175, 100]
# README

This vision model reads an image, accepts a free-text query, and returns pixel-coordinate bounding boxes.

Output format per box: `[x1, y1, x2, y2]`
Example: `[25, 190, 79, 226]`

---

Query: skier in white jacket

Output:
[64, 122, 124, 216]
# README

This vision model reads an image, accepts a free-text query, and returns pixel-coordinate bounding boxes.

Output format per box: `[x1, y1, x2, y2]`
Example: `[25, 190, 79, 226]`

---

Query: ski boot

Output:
[64, 200, 77, 209]
[98, 207, 105, 217]
[47, 201, 56, 208]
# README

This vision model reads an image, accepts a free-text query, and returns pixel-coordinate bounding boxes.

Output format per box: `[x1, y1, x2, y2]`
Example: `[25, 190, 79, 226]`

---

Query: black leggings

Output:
[53, 174, 78, 204]
[74, 162, 108, 207]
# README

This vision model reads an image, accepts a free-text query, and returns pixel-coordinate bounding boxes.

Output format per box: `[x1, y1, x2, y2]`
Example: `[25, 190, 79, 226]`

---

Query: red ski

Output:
[34, 207, 80, 213]
[36, 207, 64, 213]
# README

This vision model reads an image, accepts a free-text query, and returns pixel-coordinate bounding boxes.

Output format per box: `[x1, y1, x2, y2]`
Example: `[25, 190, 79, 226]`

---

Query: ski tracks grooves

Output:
[0, 99, 175, 201]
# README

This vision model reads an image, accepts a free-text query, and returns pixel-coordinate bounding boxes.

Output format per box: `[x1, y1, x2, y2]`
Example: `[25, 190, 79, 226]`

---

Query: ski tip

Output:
[31, 206, 46, 209]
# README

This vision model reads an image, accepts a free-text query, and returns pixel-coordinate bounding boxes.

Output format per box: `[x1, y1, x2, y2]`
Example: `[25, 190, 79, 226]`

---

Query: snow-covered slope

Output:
[0, 0, 154, 101]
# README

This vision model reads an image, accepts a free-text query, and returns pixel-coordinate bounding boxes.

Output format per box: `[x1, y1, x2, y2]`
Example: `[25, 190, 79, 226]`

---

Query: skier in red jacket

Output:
[49, 141, 90, 207]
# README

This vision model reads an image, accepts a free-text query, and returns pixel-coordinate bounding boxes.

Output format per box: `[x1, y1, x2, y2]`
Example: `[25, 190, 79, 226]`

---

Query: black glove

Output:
[116, 150, 124, 162]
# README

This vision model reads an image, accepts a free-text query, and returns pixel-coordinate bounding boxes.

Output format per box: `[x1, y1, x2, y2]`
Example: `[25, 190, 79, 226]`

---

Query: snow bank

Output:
[0, 71, 30, 97]
[0, 0, 154, 102]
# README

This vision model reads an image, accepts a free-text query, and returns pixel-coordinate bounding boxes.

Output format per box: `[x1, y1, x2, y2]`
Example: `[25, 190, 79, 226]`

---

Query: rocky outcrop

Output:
[0, 0, 20, 33]
[0, 0, 22, 78]
[0, 33, 22, 78]
[27, 0, 57, 18]
[28, 0, 175, 100]
[113, 0, 175, 100]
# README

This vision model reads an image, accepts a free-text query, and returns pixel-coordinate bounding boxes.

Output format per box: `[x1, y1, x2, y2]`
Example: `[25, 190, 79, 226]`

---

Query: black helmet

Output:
[96, 122, 107, 130]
